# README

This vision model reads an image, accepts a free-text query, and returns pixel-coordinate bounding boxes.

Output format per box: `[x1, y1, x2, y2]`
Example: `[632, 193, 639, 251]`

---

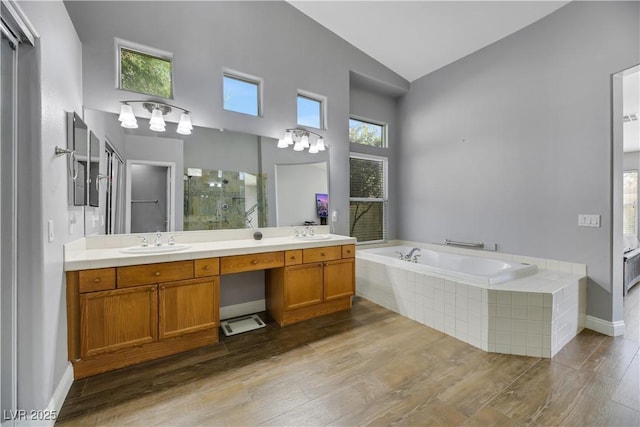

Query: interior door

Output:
[130, 163, 169, 233]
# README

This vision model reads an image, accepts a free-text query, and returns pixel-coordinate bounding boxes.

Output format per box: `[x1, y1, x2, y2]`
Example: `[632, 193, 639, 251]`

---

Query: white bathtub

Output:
[359, 245, 537, 285]
[355, 243, 586, 358]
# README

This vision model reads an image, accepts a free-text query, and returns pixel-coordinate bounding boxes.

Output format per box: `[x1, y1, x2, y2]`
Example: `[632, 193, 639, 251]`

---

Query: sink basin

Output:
[120, 244, 191, 254]
[293, 234, 332, 241]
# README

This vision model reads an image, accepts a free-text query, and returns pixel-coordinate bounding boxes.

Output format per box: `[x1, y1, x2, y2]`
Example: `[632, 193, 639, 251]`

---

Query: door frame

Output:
[125, 159, 176, 234]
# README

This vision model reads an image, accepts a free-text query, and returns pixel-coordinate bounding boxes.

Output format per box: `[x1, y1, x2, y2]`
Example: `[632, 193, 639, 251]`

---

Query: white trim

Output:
[585, 315, 625, 336]
[220, 299, 266, 321]
[4, 364, 73, 427]
[125, 160, 176, 234]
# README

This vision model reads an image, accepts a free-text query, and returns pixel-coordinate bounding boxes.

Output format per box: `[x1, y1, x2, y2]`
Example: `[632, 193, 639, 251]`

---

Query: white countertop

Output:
[64, 230, 356, 271]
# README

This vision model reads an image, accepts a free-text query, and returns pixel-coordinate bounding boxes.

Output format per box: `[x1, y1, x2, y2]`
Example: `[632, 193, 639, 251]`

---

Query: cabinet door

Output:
[324, 259, 355, 301]
[80, 285, 157, 358]
[159, 277, 219, 340]
[284, 263, 323, 310]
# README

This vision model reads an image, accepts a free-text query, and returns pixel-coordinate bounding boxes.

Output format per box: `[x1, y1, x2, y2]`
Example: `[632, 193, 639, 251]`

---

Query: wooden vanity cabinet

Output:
[266, 244, 355, 326]
[159, 277, 219, 339]
[80, 285, 158, 358]
[66, 260, 220, 379]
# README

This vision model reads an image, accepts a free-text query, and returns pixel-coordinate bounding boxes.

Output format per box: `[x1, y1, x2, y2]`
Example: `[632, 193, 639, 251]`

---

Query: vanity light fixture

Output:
[118, 100, 193, 135]
[277, 128, 326, 154]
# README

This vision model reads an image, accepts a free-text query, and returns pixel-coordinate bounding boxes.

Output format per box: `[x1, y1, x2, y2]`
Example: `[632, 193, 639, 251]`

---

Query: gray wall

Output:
[398, 1, 640, 322]
[16, 0, 84, 411]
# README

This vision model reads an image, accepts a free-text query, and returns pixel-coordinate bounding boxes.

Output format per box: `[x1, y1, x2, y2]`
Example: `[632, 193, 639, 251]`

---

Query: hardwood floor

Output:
[56, 290, 640, 426]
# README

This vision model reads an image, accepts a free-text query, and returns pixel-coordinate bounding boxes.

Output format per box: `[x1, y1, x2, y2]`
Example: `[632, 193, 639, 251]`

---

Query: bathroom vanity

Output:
[64, 228, 355, 379]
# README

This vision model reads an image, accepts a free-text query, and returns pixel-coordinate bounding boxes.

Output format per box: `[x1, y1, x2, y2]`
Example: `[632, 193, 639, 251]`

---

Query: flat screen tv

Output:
[316, 193, 328, 218]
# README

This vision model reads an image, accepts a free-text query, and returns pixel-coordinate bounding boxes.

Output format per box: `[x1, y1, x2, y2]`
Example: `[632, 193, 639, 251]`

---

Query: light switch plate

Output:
[578, 214, 600, 227]
[47, 220, 54, 242]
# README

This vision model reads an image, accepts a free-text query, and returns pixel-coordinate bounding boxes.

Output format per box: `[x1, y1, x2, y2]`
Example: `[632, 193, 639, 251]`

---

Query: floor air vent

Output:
[220, 314, 266, 337]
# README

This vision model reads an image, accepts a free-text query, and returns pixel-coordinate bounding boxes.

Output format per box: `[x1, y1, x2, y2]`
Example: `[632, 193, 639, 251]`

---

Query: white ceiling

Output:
[288, 1, 570, 82]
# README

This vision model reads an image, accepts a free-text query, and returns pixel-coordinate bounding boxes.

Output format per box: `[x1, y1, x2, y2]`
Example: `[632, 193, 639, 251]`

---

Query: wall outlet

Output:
[578, 214, 600, 227]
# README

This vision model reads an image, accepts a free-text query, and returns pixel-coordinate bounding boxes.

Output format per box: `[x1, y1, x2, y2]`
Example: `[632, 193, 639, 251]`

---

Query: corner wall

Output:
[398, 1, 639, 322]
[17, 0, 83, 412]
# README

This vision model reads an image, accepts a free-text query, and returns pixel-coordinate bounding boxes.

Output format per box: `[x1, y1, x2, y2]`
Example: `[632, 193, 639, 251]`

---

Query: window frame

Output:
[297, 90, 327, 130]
[222, 69, 263, 117]
[349, 115, 387, 148]
[349, 152, 388, 245]
[115, 38, 174, 99]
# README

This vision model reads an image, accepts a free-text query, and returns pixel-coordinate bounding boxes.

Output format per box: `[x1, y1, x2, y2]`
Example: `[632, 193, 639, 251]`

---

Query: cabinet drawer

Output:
[117, 261, 194, 288]
[303, 246, 342, 263]
[341, 244, 355, 259]
[194, 258, 220, 277]
[78, 268, 116, 293]
[285, 250, 303, 266]
[221, 252, 284, 274]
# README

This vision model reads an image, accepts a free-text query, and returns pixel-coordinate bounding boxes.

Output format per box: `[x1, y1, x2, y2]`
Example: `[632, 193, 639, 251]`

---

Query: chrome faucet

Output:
[406, 247, 421, 260]
[139, 236, 148, 247]
[155, 232, 162, 246]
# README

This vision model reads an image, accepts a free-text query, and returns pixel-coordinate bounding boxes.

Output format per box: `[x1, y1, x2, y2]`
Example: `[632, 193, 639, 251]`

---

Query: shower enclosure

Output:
[183, 168, 267, 230]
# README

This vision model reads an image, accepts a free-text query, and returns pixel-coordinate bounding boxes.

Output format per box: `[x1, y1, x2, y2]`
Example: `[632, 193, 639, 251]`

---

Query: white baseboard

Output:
[8, 363, 74, 427]
[220, 299, 266, 320]
[585, 315, 625, 336]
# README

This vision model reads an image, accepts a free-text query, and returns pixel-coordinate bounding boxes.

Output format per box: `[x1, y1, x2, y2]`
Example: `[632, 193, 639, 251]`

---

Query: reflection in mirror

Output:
[184, 168, 266, 230]
[104, 141, 125, 234]
[275, 162, 328, 227]
[67, 112, 88, 206]
[83, 108, 329, 235]
[88, 131, 100, 207]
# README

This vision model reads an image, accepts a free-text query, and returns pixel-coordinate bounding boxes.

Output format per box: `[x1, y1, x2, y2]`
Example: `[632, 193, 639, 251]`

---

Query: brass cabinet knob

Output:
[93, 278, 100, 283]
[252, 260, 258, 265]
[154, 271, 161, 276]
[204, 265, 211, 270]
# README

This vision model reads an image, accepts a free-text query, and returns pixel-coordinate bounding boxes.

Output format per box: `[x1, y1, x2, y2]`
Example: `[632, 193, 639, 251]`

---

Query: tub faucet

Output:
[405, 247, 421, 261]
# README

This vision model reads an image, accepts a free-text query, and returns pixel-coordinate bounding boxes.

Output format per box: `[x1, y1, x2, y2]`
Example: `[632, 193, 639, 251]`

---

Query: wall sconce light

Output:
[277, 128, 326, 154]
[118, 101, 193, 135]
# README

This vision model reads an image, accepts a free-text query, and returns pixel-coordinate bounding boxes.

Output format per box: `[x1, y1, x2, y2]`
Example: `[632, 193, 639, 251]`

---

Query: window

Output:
[624, 170, 638, 235]
[349, 154, 387, 243]
[118, 43, 173, 99]
[223, 72, 261, 116]
[349, 117, 385, 148]
[297, 91, 325, 129]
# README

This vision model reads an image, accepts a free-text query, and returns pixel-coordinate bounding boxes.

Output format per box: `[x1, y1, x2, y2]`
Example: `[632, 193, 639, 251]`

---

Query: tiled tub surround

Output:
[356, 242, 586, 358]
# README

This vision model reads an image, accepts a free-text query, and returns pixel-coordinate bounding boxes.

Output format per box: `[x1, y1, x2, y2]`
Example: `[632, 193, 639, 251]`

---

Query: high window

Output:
[624, 170, 638, 236]
[349, 153, 387, 243]
[297, 91, 325, 129]
[118, 41, 173, 99]
[349, 117, 386, 148]
[223, 72, 262, 117]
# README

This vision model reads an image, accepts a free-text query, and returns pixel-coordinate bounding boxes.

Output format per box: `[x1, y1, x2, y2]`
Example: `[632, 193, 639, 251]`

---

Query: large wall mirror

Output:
[83, 109, 330, 235]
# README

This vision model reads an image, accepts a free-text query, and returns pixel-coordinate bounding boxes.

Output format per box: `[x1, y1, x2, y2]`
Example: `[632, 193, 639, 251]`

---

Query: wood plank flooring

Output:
[56, 288, 640, 426]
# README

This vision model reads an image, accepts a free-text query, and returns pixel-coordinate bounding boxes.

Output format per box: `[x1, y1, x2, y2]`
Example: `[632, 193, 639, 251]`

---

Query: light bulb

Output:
[284, 131, 293, 146]
[301, 134, 310, 149]
[176, 112, 192, 135]
[149, 107, 166, 132]
[309, 140, 319, 154]
[118, 104, 137, 128]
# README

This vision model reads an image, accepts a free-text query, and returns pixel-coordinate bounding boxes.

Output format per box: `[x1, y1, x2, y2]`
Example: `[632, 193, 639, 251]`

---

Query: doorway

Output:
[104, 140, 124, 234]
[125, 160, 175, 234]
[615, 64, 640, 340]
[1, 2, 35, 421]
